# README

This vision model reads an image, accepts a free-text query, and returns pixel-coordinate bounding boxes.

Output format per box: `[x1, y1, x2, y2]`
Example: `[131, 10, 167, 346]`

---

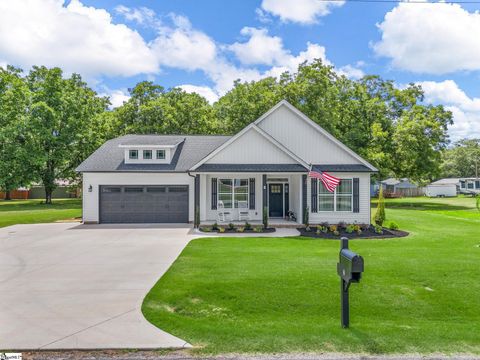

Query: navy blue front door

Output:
[269, 184, 283, 217]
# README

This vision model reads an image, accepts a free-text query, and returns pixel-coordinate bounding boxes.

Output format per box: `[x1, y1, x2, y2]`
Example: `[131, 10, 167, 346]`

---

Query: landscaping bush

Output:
[333, 230, 340, 236]
[245, 222, 252, 230]
[337, 221, 347, 230]
[329, 224, 337, 233]
[228, 223, 235, 231]
[254, 225, 263, 233]
[199, 226, 211, 232]
[218, 227, 226, 233]
[345, 224, 355, 234]
[374, 224, 383, 234]
[212, 222, 219, 231]
[375, 187, 386, 226]
[237, 227, 245, 233]
[477, 195, 480, 212]
[388, 221, 399, 230]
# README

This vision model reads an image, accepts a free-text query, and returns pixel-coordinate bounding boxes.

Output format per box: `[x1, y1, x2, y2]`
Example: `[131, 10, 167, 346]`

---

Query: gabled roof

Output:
[254, 100, 378, 172]
[76, 135, 231, 172]
[189, 124, 310, 171]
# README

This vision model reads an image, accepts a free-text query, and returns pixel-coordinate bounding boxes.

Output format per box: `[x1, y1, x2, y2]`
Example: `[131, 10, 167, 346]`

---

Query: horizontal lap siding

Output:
[307, 172, 371, 224]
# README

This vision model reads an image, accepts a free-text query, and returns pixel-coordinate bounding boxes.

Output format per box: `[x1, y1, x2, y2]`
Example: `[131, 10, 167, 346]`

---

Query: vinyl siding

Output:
[307, 172, 371, 224]
[257, 105, 361, 165]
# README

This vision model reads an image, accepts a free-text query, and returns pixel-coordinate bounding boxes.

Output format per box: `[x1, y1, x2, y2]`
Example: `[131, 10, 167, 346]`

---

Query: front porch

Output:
[194, 171, 307, 228]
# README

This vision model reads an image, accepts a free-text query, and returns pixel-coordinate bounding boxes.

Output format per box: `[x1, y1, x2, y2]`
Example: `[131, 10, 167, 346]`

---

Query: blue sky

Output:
[0, 0, 479, 140]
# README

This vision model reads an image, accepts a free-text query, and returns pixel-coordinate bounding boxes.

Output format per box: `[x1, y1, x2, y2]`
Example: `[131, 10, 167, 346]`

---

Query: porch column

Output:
[262, 174, 267, 227]
[194, 174, 200, 227]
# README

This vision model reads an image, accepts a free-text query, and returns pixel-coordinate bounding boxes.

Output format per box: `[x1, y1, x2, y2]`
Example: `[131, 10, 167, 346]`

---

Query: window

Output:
[336, 179, 353, 211]
[476, 181, 480, 189]
[143, 150, 152, 159]
[124, 187, 143, 193]
[156, 149, 166, 159]
[318, 179, 352, 212]
[460, 180, 466, 188]
[129, 150, 138, 159]
[319, 181, 334, 211]
[218, 178, 249, 209]
[218, 179, 233, 208]
[102, 187, 121, 193]
[467, 181, 474, 189]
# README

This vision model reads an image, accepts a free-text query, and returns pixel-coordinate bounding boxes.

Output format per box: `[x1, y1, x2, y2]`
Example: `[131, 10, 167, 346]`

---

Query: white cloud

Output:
[98, 87, 131, 108]
[260, 0, 345, 24]
[337, 64, 365, 79]
[150, 15, 217, 72]
[418, 80, 480, 139]
[178, 84, 219, 104]
[374, 3, 480, 74]
[114, 5, 158, 27]
[0, 0, 158, 78]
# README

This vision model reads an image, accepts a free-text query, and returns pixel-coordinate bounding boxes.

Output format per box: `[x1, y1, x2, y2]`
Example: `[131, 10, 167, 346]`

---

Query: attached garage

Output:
[99, 185, 189, 224]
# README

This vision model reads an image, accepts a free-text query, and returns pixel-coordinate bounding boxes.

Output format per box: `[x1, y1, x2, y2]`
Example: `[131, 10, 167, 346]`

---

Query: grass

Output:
[143, 196, 480, 355]
[0, 198, 82, 228]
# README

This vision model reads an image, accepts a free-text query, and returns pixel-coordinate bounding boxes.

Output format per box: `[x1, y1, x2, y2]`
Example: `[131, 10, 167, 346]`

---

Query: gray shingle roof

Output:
[195, 164, 308, 172]
[76, 135, 231, 172]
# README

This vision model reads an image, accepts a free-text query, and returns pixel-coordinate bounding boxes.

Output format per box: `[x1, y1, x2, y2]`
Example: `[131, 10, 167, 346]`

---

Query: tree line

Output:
[0, 60, 463, 203]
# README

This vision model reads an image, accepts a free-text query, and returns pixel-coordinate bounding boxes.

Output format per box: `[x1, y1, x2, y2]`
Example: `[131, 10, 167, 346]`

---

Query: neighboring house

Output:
[431, 177, 480, 195]
[380, 178, 418, 193]
[76, 101, 378, 225]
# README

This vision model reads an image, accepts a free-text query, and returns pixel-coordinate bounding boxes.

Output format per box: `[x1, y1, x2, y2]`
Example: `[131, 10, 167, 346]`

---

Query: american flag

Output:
[308, 168, 341, 193]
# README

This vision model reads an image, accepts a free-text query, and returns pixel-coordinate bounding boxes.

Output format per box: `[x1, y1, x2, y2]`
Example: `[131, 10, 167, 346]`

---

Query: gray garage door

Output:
[99, 185, 189, 223]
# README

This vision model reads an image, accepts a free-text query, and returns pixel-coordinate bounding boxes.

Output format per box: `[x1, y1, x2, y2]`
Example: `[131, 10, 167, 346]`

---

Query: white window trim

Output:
[143, 150, 152, 159]
[318, 178, 353, 212]
[129, 149, 138, 160]
[218, 178, 250, 209]
[156, 149, 166, 159]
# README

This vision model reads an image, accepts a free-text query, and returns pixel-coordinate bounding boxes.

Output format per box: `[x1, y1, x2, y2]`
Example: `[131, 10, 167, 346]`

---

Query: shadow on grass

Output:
[371, 202, 472, 211]
[348, 327, 386, 354]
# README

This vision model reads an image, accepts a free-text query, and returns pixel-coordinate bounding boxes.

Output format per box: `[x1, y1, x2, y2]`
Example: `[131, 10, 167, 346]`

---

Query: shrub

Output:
[356, 229, 362, 235]
[212, 222, 219, 231]
[316, 228, 321, 235]
[218, 227, 226, 233]
[353, 224, 361, 232]
[374, 224, 383, 234]
[375, 187, 386, 226]
[317, 225, 328, 233]
[346, 224, 355, 234]
[263, 206, 268, 228]
[254, 225, 263, 233]
[338, 221, 347, 230]
[305, 225, 312, 232]
[228, 223, 235, 231]
[388, 221, 399, 230]
[333, 230, 340, 236]
[329, 224, 338, 233]
[199, 226, 211, 232]
[237, 227, 245, 233]
[245, 222, 252, 230]
[477, 195, 480, 212]
[360, 223, 370, 231]
[320, 221, 329, 228]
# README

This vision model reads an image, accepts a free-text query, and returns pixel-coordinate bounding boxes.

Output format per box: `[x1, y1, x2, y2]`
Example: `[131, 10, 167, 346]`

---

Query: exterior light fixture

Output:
[88, 185, 93, 192]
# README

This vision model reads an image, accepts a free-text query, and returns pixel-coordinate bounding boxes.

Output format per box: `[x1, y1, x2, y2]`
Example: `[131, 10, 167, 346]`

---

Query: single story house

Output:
[76, 101, 378, 225]
[380, 178, 418, 193]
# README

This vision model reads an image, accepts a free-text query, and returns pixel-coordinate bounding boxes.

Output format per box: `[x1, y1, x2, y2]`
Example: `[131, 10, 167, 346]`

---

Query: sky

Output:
[0, 0, 479, 141]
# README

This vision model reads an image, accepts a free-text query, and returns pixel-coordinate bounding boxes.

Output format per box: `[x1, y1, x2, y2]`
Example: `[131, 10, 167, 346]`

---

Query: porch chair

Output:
[217, 201, 232, 223]
[238, 200, 250, 221]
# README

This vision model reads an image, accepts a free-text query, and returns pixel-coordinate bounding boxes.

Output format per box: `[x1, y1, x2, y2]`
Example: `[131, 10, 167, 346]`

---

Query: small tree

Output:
[375, 186, 386, 226]
[476, 195, 480, 212]
[263, 206, 268, 229]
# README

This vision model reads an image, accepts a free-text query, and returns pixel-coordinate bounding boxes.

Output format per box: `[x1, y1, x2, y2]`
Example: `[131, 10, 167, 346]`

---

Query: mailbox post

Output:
[337, 237, 364, 328]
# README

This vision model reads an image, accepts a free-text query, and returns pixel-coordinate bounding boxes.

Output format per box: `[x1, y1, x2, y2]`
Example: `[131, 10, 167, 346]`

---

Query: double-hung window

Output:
[143, 150, 152, 159]
[156, 149, 165, 159]
[318, 179, 353, 212]
[218, 178, 249, 209]
[129, 150, 138, 159]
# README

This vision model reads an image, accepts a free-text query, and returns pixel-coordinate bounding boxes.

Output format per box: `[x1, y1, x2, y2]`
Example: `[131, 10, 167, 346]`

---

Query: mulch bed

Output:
[297, 226, 409, 239]
[199, 227, 276, 234]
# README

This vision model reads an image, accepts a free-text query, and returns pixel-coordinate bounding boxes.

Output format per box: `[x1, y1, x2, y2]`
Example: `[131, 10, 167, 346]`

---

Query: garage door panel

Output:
[99, 185, 188, 223]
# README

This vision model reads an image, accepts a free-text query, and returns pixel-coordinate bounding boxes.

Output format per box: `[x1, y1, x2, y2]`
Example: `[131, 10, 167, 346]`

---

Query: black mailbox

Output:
[337, 237, 364, 328]
[337, 248, 364, 286]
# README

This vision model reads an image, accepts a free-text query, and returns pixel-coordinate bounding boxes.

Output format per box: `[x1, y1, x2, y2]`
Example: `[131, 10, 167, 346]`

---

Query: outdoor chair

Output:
[217, 201, 232, 223]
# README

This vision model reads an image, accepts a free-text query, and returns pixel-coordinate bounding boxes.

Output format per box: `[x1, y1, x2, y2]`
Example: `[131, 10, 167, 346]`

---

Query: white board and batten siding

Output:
[307, 172, 371, 224]
[257, 105, 359, 165]
[82, 172, 194, 223]
[205, 127, 298, 164]
[426, 184, 457, 197]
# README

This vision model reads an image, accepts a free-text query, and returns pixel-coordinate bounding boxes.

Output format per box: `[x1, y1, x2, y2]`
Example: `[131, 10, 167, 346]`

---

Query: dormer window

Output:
[156, 149, 166, 159]
[129, 150, 138, 159]
[143, 150, 152, 159]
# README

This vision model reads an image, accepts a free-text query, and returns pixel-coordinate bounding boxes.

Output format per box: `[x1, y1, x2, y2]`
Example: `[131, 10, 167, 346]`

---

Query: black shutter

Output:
[249, 178, 255, 210]
[211, 178, 217, 210]
[311, 178, 318, 213]
[353, 177, 359, 213]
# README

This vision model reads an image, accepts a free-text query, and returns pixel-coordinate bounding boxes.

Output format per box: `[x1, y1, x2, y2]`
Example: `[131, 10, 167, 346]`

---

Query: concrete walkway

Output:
[0, 223, 299, 350]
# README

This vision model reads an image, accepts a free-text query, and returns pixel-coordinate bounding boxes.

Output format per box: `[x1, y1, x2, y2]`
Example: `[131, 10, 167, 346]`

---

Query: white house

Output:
[77, 101, 378, 226]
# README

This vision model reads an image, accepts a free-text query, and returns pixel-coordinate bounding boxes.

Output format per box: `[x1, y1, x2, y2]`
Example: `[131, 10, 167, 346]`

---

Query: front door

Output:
[269, 183, 283, 217]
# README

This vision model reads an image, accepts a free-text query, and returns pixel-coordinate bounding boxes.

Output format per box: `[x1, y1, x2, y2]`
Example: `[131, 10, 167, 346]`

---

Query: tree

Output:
[441, 139, 480, 178]
[375, 187, 386, 226]
[0, 66, 34, 199]
[112, 84, 217, 135]
[26, 66, 109, 203]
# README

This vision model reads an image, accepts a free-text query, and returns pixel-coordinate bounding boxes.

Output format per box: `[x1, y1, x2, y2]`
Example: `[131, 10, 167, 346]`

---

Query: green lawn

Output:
[143, 196, 480, 355]
[0, 199, 82, 228]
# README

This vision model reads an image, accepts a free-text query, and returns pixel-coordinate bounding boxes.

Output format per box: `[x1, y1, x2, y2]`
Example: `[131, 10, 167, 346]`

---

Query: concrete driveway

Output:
[0, 223, 195, 350]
